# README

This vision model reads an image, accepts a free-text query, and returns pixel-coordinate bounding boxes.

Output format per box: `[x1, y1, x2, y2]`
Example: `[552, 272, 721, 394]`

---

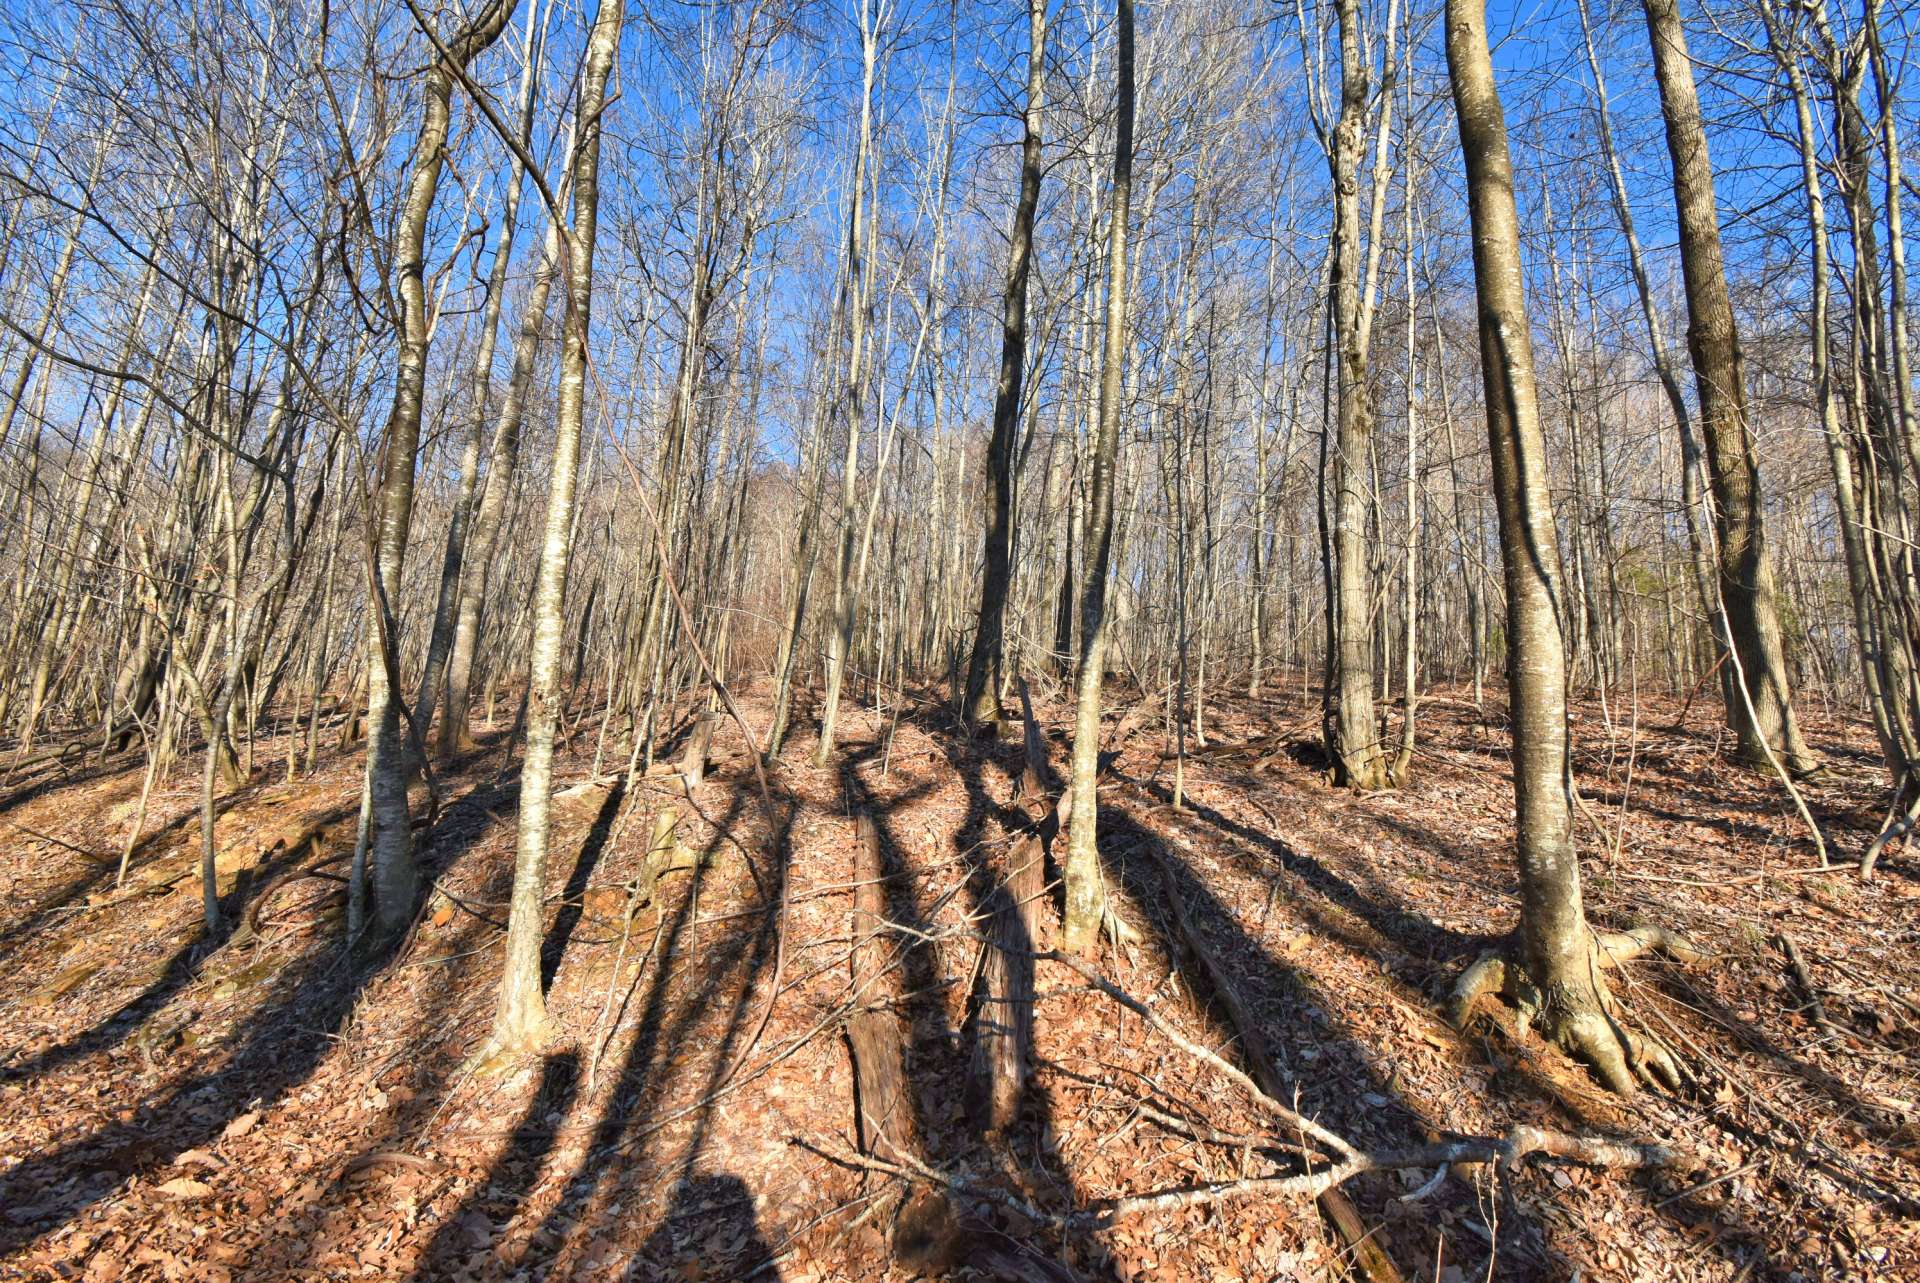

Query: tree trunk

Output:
[812, 0, 879, 767]
[362, 0, 518, 941]
[489, 0, 621, 1056]
[1062, 0, 1134, 957]
[1323, 0, 1391, 790]
[1641, 0, 1814, 773]
[440, 127, 578, 757]
[1446, 0, 1650, 1094]
[964, 0, 1047, 731]
[414, 1, 547, 757]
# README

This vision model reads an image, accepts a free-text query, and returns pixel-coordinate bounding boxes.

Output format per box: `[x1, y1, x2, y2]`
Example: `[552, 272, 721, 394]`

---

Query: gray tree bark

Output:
[1322, 0, 1392, 790]
[1062, 0, 1134, 957]
[362, 0, 519, 941]
[964, 0, 1048, 731]
[488, 0, 622, 1055]
[1641, 0, 1814, 773]
[1446, 0, 1674, 1094]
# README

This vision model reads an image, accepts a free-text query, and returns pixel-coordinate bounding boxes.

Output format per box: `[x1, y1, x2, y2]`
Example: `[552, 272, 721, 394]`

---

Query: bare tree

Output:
[1641, 0, 1815, 773]
[488, 0, 624, 1056]
[358, 0, 519, 943]
[1063, 0, 1135, 957]
[964, 0, 1048, 732]
[1444, 0, 1693, 1093]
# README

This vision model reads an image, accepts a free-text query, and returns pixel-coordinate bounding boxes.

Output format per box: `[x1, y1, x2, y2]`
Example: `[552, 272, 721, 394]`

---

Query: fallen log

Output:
[1011, 680, 1061, 948]
[968, 876, 1035, 1135]
[1142, 845, 1406, 1283]
[636, 808, 702, 906]
[968, 687, 1110, 1131]
[847, 810, 957, 1272]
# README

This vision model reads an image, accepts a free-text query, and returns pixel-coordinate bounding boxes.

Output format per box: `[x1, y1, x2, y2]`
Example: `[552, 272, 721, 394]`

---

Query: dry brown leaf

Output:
[154, 1178, 212, 1199]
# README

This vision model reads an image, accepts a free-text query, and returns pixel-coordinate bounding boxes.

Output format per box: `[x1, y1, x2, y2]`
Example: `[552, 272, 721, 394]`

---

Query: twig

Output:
[1774, 931, 1840, 1038]
[1035, 947, 1357, 1160]
[804, 1123, 1685, 1227]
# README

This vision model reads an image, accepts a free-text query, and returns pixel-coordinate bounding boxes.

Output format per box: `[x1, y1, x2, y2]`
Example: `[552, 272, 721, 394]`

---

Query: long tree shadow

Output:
[230, 810, 525, 1278]
[445, 779, 781, 1273]
[0, 799, 360, 1081]
[0, 724, 505, 977]
[840, 743, 973, 1171]
[407, 1051, 583, 1279]
[0, 744, 142, 817]
[613, 816, 793, 1278]
[1123, 772, 1484, 964]
[0, 786, 257, 972]
[888, 720, 1103, 1272]
[540, 782, 624, 990]
[0, 770, 518, 1256]
[1091, 800, 1588, 1279]
[629, 1172, 780, 1280]
[1638, 961, 1920, 1190]
[1104, 765, 1804, 1279]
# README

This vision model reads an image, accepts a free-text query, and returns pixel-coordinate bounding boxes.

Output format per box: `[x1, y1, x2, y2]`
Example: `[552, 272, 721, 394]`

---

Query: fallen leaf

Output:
[223, 1110, 261, 1139]
[155, 1178, 213, 1199]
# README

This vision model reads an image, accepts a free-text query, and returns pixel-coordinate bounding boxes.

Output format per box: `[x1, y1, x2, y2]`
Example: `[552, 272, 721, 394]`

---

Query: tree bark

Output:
[1322, 0, 1392, 790]
[440, 123, 578, 757]
[414, 0, 547, 757]
[1445, 0, 1652, 1094]
[1641, 0, 1814, 773]
[1062, 0, 1134, 957]
[363, 0, 519, 941]
[812, 0, 879, 766]
[964, 0, 1048, 731]
[489, 0, 621, 1056]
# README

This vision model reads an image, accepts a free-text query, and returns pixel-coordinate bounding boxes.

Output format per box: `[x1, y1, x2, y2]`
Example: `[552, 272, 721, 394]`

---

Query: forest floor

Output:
[1, 673, 1917, 1283]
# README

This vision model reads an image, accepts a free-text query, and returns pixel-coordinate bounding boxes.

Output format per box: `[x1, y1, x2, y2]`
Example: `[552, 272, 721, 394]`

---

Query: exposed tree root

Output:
[1450, 927, 1704, 1095]
[1593, 925, 1707, 967]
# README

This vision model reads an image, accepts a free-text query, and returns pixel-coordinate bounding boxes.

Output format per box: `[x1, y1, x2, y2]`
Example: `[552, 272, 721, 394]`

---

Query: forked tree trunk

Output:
[363, 0, 518, 941]
[1765, 4, 1904, 781]
[1322, 0, 1392, 790]
[414, 0, 547, 757]
[812, 0, 879, 767]
[489, 0, 622, 1056]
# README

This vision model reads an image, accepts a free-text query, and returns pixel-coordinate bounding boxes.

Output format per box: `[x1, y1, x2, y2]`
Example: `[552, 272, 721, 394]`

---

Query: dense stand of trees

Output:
[1, 0, 1917, 1090]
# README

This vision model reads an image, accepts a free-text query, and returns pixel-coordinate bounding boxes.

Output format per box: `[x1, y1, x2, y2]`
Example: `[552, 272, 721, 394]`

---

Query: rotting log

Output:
[847, 809, 957, 1271]
[634, 807, 702, 908]
[1143, 844, 1406, 1283]
[847, 801, 1083, 1282]
[1012, 680, 1061, 948]
[965, 684, 1055, 1135]
[968, 875, 1034, 1135]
